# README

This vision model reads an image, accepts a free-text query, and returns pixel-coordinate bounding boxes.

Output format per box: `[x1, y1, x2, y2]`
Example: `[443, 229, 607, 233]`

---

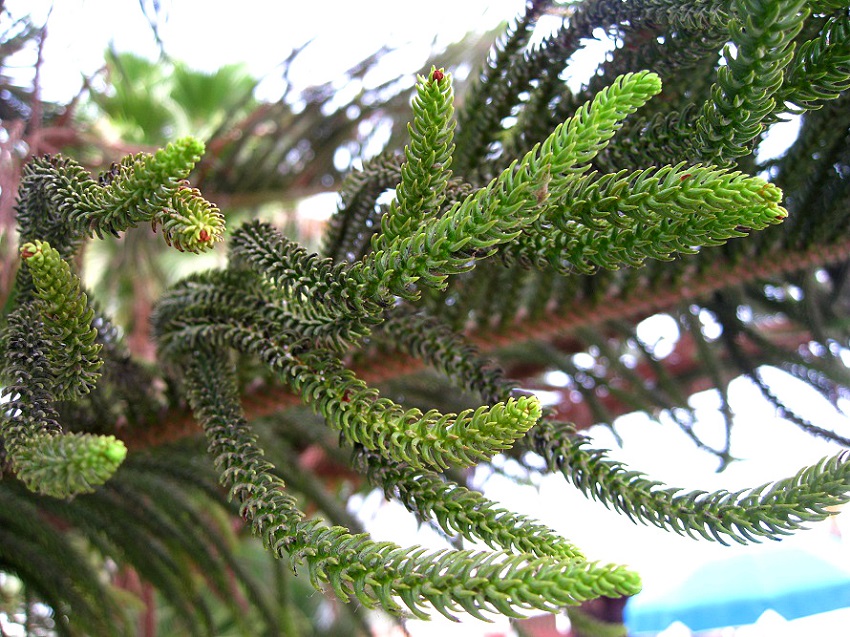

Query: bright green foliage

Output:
[157, 180, 226, 252]
[353, 71, 663, 301]
[32, 136, 224, 252]
[92, 138, 225, 252]
[372, 67, 455, 252]
[542, 71, 663, 188]
[182, 347, 640, 621]
[13, 433, 127, 499]
[2, 139, 224, 503]
[86, 137, 205, 222]
[20, 239, 103, 399]
[90, 51, 259, 144]
[512, 163, 786, 273]
[285, 351, 542, 470]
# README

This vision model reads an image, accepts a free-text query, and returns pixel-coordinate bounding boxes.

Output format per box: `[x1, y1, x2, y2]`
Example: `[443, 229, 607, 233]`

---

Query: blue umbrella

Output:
[624, 542, 850, 633]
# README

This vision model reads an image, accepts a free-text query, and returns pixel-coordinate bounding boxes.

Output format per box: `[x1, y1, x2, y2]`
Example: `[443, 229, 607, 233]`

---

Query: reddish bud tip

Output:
[199, 229, 211, 242]
[431, 69, 444, 82]
[20, 249, 34, 260]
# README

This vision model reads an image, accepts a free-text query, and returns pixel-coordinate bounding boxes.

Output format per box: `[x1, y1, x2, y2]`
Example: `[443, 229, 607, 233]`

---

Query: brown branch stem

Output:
[124, 236, 850, 450]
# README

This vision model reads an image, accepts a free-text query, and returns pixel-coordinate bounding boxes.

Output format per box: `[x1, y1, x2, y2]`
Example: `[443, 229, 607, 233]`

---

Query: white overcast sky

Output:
[9, 0, 526, 103]
[8, 0, 800, 160]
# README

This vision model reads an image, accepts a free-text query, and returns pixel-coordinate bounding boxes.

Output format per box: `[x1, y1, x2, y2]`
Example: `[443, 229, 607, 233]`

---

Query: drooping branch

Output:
[179, 345, 641, 621]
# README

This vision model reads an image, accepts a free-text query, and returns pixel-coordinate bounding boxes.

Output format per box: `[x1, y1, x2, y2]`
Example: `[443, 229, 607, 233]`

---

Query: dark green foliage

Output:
[379, 307, 512, 401]
[1, 305, 63, 468]
[696, 0, 808, 161]
[781, 12, 850, 110]
[454, 1, 549, 177]
[2, 140, 218, 499]
[181, 347, 640, 621]
[357, 448, 585, 560]
[1, 447, 277, 636]
[528, 420, 850, 545]
[3, 0, 850, 633]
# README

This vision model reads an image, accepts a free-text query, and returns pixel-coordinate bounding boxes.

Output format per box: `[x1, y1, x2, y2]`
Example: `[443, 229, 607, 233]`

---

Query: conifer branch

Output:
[0, 485, 130, 636]
[14, 157, 89, 261]
[578, 0, 730, 31]
[8, 3, 850, 625]
[157, 180, 225, 252]
[16, 137, 224, 254]
[152, 268, 353, 355]
[154, 295, 543, 470]
[527, 421, 850, 545]
[352, 71, 662, 301]
[540, 70, 663, 191]
[748, 367, 850, 446]
[0, 301, 125, 498]
[510, 163, 787, 273]
[696, 0, 808, 161]
[780, 12, 850, 112]
[1, 305, 63, 455]
[454, 0, 548, 176]
[358, 449, 585, 561]
[3, 140, 224, 498]
[324, 151, 403, 261]
[12, 432, 127, 499]
[809, 0, 849, 12]
[181, 347, 641, 621]
[280, 350, 541, 470]
[230, 220, 384, 323]
[380, 308, 513, 403]
[372, 67, 455, 252]
[20, 239, 103, 399]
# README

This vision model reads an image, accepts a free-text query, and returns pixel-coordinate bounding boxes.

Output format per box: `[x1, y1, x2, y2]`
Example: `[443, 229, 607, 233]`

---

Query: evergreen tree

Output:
[2, 1, 850, 634]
